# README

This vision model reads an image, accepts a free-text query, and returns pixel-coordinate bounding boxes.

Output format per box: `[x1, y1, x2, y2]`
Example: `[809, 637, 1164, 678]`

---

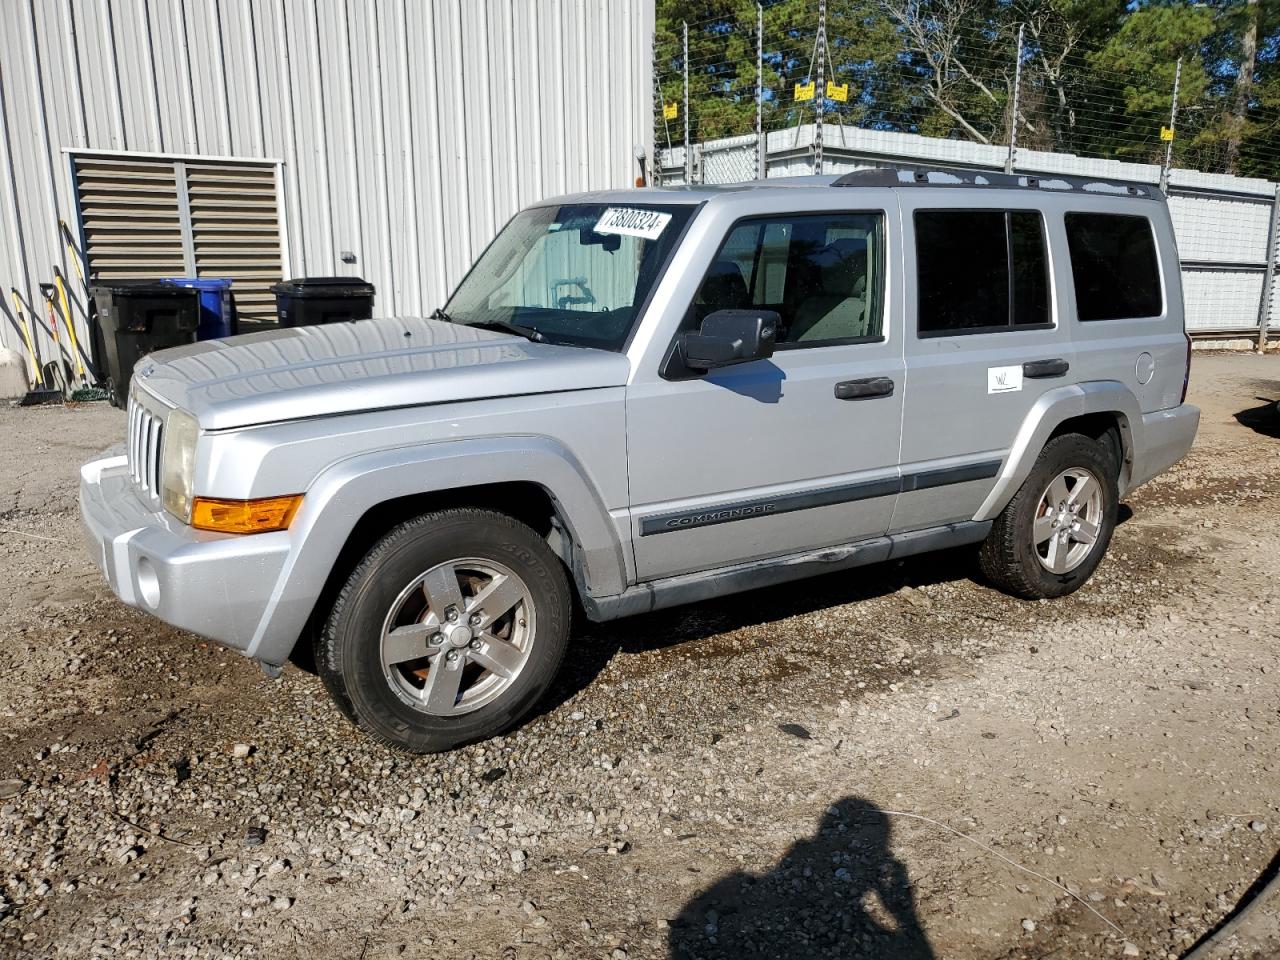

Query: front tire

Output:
[316, 508, 571, 753]
[979, 433, 1118, 599]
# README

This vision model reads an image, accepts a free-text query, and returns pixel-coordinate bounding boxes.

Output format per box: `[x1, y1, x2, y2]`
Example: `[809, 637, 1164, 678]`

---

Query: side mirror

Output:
[682, 309, 779, 370]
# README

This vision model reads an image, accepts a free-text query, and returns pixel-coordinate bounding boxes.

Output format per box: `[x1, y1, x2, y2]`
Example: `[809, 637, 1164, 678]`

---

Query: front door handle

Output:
[834, 377, 895, 401]
[1023, 358, 1070, 379]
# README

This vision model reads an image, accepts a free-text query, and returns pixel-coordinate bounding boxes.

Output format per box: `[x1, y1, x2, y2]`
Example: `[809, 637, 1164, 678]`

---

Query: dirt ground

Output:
[1, 351, 1278, 960]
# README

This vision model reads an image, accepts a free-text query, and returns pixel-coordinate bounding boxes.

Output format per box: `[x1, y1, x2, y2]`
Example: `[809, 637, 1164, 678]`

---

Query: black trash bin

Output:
[90, 281, 200, 407]
[270, 277, 375, 328]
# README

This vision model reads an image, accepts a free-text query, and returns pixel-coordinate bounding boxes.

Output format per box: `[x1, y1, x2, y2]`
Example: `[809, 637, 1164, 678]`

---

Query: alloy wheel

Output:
[379, 558, 535, 715]
[1033, 467, 1104, 575]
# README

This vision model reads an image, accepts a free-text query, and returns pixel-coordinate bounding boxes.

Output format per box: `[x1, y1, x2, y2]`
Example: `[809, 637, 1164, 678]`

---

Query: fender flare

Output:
[973, 381, 1142, 522]
[246, 436, 628, 664]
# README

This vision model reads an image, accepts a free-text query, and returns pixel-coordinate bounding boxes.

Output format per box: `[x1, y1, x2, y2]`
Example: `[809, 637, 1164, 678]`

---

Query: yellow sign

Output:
[828, 82, 849, 103]
[663, 102, 678, 121]
[1160, 125, 1174, 142]
[794, 81, 815, 102]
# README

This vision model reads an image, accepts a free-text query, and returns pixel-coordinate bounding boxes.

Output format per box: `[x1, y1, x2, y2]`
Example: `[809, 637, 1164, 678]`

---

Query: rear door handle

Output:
[834, 377, 895, 400]
[1023, 358, 1070, 379]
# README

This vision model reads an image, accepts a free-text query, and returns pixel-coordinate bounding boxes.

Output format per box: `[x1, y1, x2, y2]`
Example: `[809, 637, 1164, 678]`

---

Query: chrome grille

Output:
[126, 393, 165, 502]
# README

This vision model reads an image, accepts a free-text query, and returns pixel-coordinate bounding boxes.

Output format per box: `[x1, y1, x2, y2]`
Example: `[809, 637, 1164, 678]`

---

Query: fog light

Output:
[191, 495, 303, 534]
[136, 557, 161, 609]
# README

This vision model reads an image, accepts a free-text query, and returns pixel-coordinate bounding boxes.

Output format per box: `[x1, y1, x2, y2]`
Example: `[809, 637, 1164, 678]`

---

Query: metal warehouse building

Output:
[0, 0, 653, 370]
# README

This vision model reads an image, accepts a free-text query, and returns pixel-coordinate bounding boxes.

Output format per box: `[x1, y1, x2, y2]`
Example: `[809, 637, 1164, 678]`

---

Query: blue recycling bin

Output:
[163, 278, 236, 340]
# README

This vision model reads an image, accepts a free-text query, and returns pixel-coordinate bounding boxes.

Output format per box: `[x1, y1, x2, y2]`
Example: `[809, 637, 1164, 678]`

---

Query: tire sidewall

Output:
[324, 513, 570, 753]
[1010, 435, 1119, 598]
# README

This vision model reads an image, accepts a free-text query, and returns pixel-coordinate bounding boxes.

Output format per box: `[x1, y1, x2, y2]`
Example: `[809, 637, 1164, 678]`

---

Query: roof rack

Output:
[830, 166, 1161, 200]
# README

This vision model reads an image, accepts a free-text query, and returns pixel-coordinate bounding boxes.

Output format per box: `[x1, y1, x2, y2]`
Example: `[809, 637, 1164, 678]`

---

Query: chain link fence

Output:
[652, 1, 1280, 342]
[654, 0, 1280, 186]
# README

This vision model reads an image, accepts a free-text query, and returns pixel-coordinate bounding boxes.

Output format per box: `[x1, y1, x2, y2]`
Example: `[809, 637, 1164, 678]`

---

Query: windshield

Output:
[445, 202, 695, 350]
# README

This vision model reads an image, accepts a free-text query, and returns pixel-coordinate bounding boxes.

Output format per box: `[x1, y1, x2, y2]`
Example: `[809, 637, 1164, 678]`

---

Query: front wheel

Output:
[316, 508, 571, 753]
[979, 433, 1118, 599]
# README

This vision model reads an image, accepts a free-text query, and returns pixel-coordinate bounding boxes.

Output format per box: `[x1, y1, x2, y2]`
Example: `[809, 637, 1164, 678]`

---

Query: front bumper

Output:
[79, 453, 291, 657]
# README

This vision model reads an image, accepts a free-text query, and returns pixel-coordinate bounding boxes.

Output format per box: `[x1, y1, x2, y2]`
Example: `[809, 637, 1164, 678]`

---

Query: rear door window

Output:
[915, 210, 1050, 335]
[1064, 213, 1163, 321]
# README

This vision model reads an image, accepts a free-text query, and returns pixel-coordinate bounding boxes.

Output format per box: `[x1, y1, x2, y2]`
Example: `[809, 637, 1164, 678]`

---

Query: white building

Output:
[0, 0, 654, 370]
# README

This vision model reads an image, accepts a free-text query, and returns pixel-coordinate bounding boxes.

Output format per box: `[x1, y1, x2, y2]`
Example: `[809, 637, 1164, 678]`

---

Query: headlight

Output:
[161, 408, 199, 522]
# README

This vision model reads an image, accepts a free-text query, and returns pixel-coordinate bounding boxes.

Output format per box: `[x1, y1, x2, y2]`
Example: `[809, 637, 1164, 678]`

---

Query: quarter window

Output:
[1064, 213, 1163, 321]
[915, 210, 1051, 335]
[692, 213, 885, 346]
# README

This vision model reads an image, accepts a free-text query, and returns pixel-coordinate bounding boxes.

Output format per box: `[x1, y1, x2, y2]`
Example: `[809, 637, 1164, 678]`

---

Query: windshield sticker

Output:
[594, 207, 672, 240]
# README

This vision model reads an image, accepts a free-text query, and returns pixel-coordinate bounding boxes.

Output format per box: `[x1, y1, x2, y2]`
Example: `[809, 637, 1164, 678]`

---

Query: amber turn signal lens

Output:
[190, 495, 303, 534]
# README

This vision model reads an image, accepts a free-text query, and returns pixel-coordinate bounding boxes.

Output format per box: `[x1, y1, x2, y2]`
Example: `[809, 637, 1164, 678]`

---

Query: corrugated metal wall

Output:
[0, 0, 654, 373]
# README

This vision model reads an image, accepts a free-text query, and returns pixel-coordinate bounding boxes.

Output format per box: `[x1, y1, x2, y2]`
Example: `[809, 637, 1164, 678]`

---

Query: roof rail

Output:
[830, 166, 1161, 200]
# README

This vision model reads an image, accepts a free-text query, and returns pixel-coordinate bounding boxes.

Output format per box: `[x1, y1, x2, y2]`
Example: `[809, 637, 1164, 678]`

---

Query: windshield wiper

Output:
[465, 319, 544, 343]
[431, 306, 543, 343]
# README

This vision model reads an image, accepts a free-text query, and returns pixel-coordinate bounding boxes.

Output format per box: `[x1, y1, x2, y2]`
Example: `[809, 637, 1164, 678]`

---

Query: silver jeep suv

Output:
[80, 168, 1200, 752]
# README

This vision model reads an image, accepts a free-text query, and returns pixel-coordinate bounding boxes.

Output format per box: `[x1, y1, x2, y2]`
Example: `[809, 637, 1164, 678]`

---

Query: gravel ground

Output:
[1, 351, 1278, 960]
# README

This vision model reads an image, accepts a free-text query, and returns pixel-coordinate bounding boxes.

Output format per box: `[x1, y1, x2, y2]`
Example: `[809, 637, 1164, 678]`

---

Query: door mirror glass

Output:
[681, 309, 779, 370]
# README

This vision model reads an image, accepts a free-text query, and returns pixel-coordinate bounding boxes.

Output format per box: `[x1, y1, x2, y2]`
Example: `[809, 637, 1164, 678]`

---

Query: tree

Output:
[1012, 0, 1127, 156]
[881, 0, 1014, 145]
[1226, 0, 1260, 170]
[654, 0, 905, 145]
[1084, 4, 1214, 165]
[653, 0, 1280, 181]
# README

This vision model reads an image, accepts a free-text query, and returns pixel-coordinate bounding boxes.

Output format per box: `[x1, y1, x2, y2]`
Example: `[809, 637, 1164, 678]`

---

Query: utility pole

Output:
[756, 2, 765, 180]
[814, 0, 826, 174]
[652, 34, 667, 186]
[1005, 24, 1025, 175]
[1160, 57, 1182, 191]
[683, 21, 691, 184]
[1259, 184, 1280, 351]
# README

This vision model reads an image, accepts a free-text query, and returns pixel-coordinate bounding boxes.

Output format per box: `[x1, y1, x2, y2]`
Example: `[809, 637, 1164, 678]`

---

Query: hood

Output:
[134, 316, 631, 430]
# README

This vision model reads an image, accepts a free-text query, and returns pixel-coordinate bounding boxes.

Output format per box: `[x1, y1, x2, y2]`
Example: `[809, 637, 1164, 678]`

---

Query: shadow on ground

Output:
[666, 796, 935, 959]
[544, 542, 983, 715]
[1234, 397, 1280, 439]
[544, 500, 1135, 718]
[287, 540, 983, 685]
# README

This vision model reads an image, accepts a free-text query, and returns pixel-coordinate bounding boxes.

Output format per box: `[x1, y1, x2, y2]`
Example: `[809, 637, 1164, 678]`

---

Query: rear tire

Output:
[979, 433, 1118, 600]
[316, 508, 571, 753]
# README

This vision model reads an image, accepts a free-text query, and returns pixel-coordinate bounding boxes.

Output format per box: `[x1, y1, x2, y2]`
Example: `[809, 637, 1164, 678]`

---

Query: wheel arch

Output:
[290, 481, 571, 663]
[1046, 411, 1132, 487]
[973, 382, 1141, 522]
[248, 437, 629, 667]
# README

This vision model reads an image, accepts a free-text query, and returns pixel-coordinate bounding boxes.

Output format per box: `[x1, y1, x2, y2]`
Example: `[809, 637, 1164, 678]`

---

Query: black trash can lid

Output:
[270, 276, 376, 297]
[90, 279, 201, 297]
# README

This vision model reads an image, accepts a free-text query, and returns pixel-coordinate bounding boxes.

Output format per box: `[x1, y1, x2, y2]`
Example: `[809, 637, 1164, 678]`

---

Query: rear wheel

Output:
[979, 433, 1118, 599]
[316, 508, 571, 753]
